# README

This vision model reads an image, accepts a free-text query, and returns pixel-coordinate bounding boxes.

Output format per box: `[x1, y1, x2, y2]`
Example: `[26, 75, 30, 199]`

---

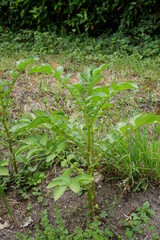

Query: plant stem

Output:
[91, 124, 96, 207]
[87, 188, 94, 218]
[0, 94, 18, 174]
[3, 117, 18, 174]
[0, 186, 13, 219]
[87, 125, 91, 174]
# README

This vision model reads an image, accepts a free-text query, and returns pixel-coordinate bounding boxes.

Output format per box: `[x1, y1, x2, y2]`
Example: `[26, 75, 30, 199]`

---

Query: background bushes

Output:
[0, 0, 160, 36]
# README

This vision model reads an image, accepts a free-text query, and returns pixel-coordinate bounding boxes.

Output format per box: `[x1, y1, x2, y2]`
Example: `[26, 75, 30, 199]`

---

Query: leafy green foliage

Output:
[0, 58, 37, 174]
[17, 204, 159, 240]
[104, 128, 160, 183]
[0, 0, 159, 37]
[28, 62, 159, 217]
[121, 201, 159, 240]
[16, 208, 114, 240]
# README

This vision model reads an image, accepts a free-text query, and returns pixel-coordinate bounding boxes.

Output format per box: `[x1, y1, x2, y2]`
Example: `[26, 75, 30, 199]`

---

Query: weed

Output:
[104, 128, 160, 184]
[17, 203, 159, 239]
[121, 201, 159, 240]
[16, 207, 114, 240]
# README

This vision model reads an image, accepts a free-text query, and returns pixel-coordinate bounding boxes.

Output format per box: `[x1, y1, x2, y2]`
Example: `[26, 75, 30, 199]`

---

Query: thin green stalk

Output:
[0, 85, 18, 174]
[0, 186, 13, 219]
[3, 118, 18, 174]
[90, 124, 96, 207]
[87, 125, 91, 174]
[87, 188, 94, 218]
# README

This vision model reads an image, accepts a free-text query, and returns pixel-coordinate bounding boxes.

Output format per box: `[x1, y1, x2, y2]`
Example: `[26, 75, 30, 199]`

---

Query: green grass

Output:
[0, 30, 160, 82]
[104, 128, 160, 184]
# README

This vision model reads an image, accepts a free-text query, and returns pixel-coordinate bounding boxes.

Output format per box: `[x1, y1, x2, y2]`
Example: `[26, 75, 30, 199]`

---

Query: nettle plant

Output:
[26, 63, 160, 217]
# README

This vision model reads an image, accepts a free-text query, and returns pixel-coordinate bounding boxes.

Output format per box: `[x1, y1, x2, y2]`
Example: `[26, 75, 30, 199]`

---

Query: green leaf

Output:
[39, 134, 48, 146]
[56, 142, 65, 154]
[47, 176, 70, 189]
[28, 64, 53, 75]
[62, 168, 72, 177]
[67, 153, 75, 161]
[28, 165, 38, 172]
[130, 113, 160, 128]
[101, 102, 113, 110]
[92, 86, 109, 96]
[27, 148, 43, 159]
[93, 64, 108, 77]
[28, 116, 51, 130]
[46, 153, 57, 162]
[11, 71, 19, 79]
[10, 122, 30, 134]
[110, 82, 138, 93]
[22, 136, 37, 145]
[0, 80, 8, 90]
[53, 186, 67, 201]
[0, 160, 9, 167]
[61, 160, 67, 167]
[69, 180, 80, 193]
[0, 167, 9, 176]
[15, 145, 31, 156]
[75, 174, 94, 185]
[92, 75, 105, 86]
[16, 58, 37, 72]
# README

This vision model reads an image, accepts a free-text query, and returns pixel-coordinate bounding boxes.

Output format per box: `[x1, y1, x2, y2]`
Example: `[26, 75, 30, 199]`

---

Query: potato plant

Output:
[1, 59, 159, 218]
[26, 63, 160, 217]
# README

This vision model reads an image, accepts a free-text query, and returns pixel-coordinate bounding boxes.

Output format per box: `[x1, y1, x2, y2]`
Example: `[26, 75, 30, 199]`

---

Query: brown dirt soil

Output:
[0, 174, 160, 239]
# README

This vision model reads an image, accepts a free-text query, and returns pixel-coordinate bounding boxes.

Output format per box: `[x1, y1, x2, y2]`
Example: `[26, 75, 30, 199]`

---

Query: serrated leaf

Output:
[69, 180, 80, 193]
[28, 65, 52, 75]
[53, 186, 67, 201]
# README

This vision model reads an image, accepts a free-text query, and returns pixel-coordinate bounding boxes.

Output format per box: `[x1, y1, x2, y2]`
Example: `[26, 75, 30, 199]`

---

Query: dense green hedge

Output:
[0, 0, 160, 36]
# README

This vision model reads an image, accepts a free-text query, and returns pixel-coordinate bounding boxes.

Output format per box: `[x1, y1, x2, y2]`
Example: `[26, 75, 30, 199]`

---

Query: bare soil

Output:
[0, 174, 160, 239]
